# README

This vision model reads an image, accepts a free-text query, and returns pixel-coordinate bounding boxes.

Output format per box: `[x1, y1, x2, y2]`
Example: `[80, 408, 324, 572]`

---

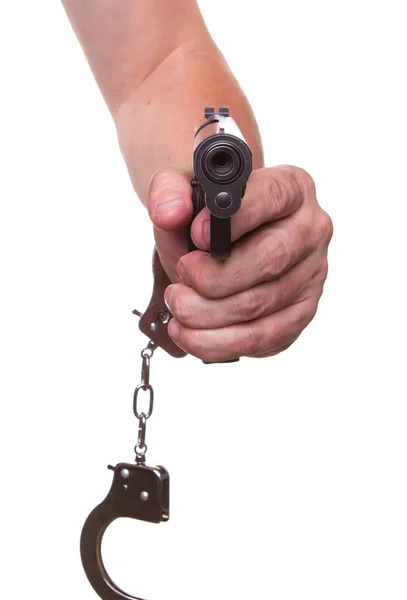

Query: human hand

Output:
[148, 165, 333, 361]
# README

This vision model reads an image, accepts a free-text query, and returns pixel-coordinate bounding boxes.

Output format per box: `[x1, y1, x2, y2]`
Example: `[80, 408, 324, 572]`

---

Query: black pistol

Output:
[189, 106, 252, 259]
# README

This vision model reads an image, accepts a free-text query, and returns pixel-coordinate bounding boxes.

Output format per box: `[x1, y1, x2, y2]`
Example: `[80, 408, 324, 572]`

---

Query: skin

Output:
[62, 0, 333, 361]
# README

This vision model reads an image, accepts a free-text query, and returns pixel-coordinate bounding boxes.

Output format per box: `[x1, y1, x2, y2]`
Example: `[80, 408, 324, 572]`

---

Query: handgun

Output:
[188, 106, 252, 259]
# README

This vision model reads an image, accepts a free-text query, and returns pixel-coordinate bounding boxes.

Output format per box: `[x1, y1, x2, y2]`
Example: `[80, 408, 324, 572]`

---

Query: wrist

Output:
[115, 39, 263, 206]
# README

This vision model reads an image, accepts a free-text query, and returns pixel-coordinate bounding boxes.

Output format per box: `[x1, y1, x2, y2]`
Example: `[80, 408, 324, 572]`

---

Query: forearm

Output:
[62, 0, 264, 205]
[61, 0, 207, 112]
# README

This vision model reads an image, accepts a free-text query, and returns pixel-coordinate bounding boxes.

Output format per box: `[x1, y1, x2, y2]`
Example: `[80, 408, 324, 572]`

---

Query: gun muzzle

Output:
[189, 106, 252, 259]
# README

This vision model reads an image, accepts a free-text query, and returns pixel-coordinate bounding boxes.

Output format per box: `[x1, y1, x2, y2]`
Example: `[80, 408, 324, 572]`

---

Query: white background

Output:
[0, 1, 406, 598]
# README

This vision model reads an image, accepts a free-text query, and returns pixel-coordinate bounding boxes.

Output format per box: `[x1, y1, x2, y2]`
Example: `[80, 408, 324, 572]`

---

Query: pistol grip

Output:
[188, 181, 239, 364]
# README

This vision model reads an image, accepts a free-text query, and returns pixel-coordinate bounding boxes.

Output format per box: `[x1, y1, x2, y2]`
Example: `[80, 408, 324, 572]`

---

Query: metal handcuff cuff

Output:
[80, 107, 252, 599]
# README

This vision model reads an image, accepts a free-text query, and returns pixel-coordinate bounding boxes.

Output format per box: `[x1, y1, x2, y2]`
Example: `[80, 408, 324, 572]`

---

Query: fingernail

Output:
[164, 285, 172, 309]
[154, 195, 185, 215]
[168, 319, 180, 341]
[177, 260, 190, 284]
[202, 220, 210, 245]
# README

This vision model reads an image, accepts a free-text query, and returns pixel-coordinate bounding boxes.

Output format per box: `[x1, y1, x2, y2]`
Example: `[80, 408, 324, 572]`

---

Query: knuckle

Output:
[260, 234, 291, 279]
[191, 263, 220, 299]
[318, 210, 334, 244]
[170, 292, 190, 325]
[294, 167, 317, 198]
[319, 258, 329, 283]
[234, 288, 265, 321]
[265, 172, 286, 212]
[274, 277, 292, 305]
[300, 298, 319, 328]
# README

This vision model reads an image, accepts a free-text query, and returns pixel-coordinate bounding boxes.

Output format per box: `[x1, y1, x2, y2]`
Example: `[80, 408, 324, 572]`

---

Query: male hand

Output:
[148, 165, 333, 362]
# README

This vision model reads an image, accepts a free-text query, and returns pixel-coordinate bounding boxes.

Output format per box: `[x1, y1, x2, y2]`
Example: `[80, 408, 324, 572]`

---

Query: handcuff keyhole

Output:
[140, 491, 149, 501]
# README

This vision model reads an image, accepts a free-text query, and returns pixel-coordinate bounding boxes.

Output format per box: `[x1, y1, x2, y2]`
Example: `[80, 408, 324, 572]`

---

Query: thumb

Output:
[148, 167, 193, 231]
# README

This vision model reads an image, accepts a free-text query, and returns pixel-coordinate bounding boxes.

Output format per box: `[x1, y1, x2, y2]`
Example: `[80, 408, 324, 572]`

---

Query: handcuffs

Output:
[80, 108, 252, 599]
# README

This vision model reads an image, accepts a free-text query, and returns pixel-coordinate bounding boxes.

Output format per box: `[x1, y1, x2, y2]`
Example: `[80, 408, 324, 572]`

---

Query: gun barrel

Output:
[190, 107, 252, 258]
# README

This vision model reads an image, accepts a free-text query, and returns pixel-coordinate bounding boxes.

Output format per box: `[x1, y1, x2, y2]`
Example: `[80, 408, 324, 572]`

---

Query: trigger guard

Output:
[80, 463, 169, 600]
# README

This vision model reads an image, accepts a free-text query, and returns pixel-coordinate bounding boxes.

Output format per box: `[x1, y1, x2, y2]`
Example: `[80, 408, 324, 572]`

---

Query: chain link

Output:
[141, 355, 150, 388]
[134, 383, 154, 419]
[135, 413, 147, 464]
[133, 340, 156, 464]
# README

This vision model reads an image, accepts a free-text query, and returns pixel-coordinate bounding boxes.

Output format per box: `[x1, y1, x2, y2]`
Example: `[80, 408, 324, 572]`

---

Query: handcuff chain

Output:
[133, 340, 156, 464]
